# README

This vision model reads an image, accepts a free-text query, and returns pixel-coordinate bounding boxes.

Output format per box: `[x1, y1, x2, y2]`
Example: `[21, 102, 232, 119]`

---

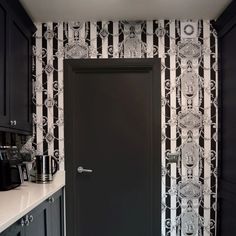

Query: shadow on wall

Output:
[0, 132, 28, 150]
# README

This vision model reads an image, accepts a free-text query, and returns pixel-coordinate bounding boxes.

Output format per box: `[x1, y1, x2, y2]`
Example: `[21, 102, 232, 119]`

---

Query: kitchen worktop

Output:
[0, 171, 65, 233]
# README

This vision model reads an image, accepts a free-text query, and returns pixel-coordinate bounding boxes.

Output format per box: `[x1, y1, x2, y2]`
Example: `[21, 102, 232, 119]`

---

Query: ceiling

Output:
[20, 0, 231, 22]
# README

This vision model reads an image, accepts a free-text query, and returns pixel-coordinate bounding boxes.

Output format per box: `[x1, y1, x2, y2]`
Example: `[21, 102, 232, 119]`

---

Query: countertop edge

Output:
[0, 171, 65, 233]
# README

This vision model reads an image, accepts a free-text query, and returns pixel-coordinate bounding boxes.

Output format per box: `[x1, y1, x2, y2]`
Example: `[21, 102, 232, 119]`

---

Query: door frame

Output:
[64, 58, 162, 236]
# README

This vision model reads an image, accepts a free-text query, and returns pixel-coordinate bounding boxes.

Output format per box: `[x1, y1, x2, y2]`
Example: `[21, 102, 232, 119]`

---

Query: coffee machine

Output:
[0, 146, 24, 191]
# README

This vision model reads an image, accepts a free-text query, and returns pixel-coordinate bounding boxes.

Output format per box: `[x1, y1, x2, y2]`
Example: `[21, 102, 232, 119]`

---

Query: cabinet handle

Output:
[21, 215, 33, 227]
[24, 218, 30, 227]
[21, 218, 25, 227]
[10, 120, 17, 126]
[29, 215, 34, 223]
[48, 197, 55, 203]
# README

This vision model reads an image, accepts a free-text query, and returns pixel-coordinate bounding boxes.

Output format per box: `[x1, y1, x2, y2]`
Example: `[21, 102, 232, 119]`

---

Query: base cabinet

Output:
[0, 219, 24, 236]
[0, 189, 64, 236]
[24, 201, 50, 236]
[50, 190, 64, 236]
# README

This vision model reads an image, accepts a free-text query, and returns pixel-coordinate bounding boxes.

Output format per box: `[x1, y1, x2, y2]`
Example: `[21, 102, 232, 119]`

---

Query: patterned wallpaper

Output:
[25, 20, 218, 236]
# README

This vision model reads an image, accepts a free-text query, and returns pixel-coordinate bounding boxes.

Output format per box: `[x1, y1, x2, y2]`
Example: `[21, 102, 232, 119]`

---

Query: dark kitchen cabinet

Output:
[0, 189, 64, 236]
[1, 202, 49, 236]
[0, 2, 10, 128]
[9, 15, 33, 133]
[0, 219, 24, 236]
[215, 1, 236, 235]
[49, 189, 65, 236]
[24, 200, 50, 236]
[0, 0, 36, 134]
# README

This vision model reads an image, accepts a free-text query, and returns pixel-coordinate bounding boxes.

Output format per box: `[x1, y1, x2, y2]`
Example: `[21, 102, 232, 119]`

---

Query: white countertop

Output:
[0, 171, 65, 233]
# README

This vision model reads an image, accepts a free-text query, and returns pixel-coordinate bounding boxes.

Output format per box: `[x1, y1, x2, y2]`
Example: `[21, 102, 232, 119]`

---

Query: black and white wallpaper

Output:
[22, 20, 218, 236]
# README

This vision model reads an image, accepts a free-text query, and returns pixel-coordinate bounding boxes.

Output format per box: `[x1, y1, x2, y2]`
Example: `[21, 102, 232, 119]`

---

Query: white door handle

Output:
[77, 166, 93, 173]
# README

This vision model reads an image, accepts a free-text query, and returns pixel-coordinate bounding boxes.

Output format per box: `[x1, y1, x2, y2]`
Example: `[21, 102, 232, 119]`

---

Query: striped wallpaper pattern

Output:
[28, 20, 218, 236]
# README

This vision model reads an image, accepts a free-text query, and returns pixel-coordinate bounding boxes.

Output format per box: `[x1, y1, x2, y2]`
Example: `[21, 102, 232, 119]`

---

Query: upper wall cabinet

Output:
[0, 0, 36, 134]
[0, 2, 9, 129]
[215, 1, 236, 235]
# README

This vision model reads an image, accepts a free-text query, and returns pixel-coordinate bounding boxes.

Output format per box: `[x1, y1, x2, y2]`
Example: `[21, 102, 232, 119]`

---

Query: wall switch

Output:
[167, 152, 179, 163]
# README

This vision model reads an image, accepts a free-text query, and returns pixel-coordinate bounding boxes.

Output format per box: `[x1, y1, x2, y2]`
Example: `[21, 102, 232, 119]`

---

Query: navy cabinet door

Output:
[24, 190, 64, 236]
[9, 17, 32, 133]
[0, 1, 10, 128]
[24, 201, 50, 236]
[0, 219, 24, 236]
[49, 189, 64, 236]
[0, 0, 35, 134]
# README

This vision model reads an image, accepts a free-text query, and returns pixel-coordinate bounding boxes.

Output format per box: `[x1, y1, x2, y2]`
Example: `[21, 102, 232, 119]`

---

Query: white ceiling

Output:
[20, 0, 231, 22]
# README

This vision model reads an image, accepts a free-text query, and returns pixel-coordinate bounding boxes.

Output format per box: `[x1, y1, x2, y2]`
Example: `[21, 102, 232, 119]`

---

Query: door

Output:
[220, 25, 236, 235]
[65, 59, 161, 236]
[216, 7, 236, 235]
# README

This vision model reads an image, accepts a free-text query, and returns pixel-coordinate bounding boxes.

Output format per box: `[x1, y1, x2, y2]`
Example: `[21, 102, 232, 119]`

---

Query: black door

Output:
[216, 2, 236, 234]
[65, 59, 161, 236]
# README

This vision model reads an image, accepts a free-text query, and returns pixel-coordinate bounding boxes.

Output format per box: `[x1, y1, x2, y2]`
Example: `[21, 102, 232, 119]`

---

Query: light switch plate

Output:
[167, 152, 179, 164]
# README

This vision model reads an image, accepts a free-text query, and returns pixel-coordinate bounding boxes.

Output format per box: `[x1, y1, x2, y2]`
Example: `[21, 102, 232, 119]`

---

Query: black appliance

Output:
[0, 146, 24, 191]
